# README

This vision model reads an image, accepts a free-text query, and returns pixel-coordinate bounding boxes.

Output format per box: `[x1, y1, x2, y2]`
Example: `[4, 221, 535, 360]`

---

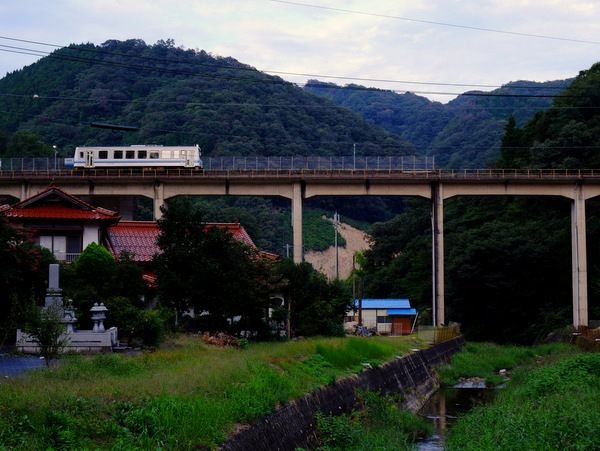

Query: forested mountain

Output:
[0, 39, 415, 254]
[3, 38, 599, 344]
[0, 39, 414, 159]
[362, 62, 600, 343]
[305, 79, 571, 168]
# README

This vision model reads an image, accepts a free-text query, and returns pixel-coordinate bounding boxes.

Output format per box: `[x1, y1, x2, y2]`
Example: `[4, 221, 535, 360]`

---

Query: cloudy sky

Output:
[1, 0, 599, 102]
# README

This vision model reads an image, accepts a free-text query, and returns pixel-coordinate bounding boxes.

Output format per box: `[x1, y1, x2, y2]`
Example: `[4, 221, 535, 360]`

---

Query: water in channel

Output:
[415, 387, 497, 450]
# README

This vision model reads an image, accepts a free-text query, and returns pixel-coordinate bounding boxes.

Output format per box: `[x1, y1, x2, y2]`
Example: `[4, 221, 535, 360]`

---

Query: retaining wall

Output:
[220, 336, 465, 451]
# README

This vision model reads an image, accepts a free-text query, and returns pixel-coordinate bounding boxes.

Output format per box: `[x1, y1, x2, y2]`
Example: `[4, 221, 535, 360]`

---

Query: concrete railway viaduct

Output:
[1, 167, 597, 329]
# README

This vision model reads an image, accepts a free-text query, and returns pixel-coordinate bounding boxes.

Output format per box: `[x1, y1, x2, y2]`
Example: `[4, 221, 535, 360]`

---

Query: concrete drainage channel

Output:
[220, 337, 465, 451]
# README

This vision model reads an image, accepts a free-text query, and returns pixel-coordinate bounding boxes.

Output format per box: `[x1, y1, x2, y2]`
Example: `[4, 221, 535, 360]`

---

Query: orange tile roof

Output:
[0, 184, 119, 222]
[105, 221, 257, 262]
[205, 223, 255, 247]
[105, 221, 160, 262]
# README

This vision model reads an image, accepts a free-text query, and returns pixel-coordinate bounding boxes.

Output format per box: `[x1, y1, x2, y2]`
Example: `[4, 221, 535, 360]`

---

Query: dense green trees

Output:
[274, 259, 350, 337]
[359, 62, 600, 343]
[153, 197, 282, 336]
[0, 39, 414, 159]
[61, 243, 158, 344]
[306, 79, 570, 168]
[0, 216, 56, 345]
[153, 197, 350, 338]
[497, 63, 600, 169]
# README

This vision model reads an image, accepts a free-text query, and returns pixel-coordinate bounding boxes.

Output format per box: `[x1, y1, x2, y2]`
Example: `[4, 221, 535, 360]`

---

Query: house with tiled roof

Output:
[1, 185, 267, 270]
[103, 220, 261, 287]
[0, 184, 120, 262]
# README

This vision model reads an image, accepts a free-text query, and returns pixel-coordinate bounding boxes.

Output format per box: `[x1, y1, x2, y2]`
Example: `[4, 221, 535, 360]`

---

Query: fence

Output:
[416, 324, 461, 344]
[203, 155, 435, 171]
[0, 155, 435, 172]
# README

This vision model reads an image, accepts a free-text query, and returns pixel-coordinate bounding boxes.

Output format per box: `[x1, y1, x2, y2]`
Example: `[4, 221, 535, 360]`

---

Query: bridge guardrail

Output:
[1, 157, 600, 180]
[0, 155, 435, 172]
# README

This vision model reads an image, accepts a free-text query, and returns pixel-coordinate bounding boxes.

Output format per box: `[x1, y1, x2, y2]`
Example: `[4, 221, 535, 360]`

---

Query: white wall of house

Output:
[83, 224, 100, 250]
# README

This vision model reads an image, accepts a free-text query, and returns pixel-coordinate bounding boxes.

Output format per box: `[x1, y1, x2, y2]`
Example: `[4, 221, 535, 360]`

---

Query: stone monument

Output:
[16, 264, 119, 353]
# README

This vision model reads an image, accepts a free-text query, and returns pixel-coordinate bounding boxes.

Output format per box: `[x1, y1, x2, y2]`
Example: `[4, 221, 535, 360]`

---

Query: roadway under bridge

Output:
[1, 166, 598, 329]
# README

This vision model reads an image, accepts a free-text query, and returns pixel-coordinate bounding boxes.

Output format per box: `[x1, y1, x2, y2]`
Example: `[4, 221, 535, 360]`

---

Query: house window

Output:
[377, 316, 393, 324]
[38, 235, 81, 262]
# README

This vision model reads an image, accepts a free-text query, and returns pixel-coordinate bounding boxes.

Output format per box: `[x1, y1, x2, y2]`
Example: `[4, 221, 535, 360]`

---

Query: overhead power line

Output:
[270, 0, 600, 45]
[0, 36, 572, 94]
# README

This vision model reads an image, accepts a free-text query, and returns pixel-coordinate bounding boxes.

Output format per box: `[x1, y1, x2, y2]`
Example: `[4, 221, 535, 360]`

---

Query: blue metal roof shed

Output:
[352, 299, 413, 311]
[387, 308, 417, 316]
[351, 299, 417, 316]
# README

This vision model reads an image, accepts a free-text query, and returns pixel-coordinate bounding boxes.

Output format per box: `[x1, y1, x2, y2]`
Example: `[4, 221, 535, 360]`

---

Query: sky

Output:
[1, 0, 599, 103]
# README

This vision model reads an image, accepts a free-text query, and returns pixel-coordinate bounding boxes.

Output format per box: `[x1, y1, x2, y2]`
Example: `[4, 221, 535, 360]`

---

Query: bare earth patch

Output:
[305, 219, 370, 280]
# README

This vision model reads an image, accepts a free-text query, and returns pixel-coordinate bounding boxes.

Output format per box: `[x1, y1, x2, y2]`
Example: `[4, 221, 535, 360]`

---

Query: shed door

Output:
[392, 317, 411, 335]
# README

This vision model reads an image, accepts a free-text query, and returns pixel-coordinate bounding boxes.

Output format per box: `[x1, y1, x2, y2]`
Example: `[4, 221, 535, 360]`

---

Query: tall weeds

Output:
[0, 335, 422, 449]
[446, 345, 599, 450]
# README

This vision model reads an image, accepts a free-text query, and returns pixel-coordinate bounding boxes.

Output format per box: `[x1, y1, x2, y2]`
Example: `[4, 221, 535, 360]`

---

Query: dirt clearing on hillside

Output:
[305, 219, 370, 280]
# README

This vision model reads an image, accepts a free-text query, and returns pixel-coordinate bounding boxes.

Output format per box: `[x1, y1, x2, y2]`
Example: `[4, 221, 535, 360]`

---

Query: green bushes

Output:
[437, 341, 571, 386]
[313, 389, 432, 450]
[446, 348, 600, 450]
[0, 336, 421, 449]
[315, 337, 397, 372]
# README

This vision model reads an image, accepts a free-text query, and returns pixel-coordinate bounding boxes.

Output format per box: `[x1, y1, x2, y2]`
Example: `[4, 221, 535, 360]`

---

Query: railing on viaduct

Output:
[2, 156, 600, 180]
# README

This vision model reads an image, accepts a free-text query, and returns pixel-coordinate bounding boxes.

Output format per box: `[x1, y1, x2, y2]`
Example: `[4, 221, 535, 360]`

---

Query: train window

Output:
[138, 151, 147, 159]
[126, 150, 135, 159]
[180, 150, 186, 157]
[150, 151, 159, 159]
[162, 150, 172, 159]
[98, 151, 108, 159]
[114, 151, 123, 159]
[79, 152, 84, 158]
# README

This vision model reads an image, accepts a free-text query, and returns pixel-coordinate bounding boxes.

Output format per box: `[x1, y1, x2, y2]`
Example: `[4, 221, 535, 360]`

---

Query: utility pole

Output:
[358, 278, 363, 327]
[334, 211, 339, 279]
[352, 253, 356, 320]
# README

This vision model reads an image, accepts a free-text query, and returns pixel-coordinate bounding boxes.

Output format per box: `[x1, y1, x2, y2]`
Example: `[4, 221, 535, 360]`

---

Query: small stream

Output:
[415, 387, 497, 450]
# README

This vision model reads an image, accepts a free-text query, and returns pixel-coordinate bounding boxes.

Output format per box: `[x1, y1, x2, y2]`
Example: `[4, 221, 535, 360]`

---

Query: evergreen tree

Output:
[153, 197, 278, 336]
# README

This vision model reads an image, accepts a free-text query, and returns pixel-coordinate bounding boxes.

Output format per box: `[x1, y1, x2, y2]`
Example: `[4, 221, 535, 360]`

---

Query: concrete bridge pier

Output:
[431, 182, 445, 327]
[292, 181, 303, 263]
[572, 183, 588, 327]
[154, 182, 165, 220]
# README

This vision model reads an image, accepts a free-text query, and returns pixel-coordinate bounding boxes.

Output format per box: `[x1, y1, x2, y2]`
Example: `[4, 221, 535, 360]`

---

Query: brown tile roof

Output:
[0, 184, 119, 222]
[105, 221, 257, 262]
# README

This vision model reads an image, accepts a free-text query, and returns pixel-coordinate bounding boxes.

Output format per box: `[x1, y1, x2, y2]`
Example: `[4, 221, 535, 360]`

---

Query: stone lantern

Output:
[61, 299, 78, 334]
[90, 302, 108, 333]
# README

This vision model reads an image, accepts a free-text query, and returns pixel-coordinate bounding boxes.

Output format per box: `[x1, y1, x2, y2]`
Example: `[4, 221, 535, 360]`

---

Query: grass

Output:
[312, 388, 432, 450]
[0, 334, 425, 450]
[437, 341, 573, 386]
[445, 347, 600, 450]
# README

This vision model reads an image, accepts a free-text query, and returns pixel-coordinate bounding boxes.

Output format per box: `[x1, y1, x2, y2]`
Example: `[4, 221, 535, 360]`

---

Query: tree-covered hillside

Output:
[305, 79, 571, 168]
[361, 62, 600, 343]
[0, 39, 417, 254]
[0, 39, 414, 159]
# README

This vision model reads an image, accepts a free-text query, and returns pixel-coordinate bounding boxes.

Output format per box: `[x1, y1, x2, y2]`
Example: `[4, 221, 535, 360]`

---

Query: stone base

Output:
[16, 327, 119, 353]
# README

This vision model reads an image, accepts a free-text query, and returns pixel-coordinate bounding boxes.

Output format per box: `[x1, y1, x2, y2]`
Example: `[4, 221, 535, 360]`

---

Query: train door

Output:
[84, 150, 94, 168]
[184, 149, 194, 168]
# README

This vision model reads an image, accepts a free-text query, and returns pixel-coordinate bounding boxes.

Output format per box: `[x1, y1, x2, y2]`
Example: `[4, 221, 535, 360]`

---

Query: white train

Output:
[68, 145, 202, 169]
